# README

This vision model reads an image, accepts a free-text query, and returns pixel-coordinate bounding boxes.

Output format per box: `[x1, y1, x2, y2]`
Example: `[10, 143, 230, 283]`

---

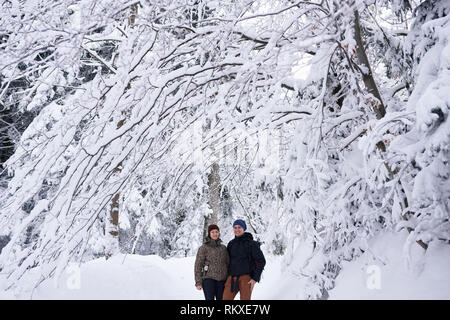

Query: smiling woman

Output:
[194, 224, 229, 300]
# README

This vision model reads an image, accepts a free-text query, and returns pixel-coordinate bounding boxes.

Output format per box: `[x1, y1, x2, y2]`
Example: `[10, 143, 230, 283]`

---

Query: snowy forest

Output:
[0, 0, 449, 299]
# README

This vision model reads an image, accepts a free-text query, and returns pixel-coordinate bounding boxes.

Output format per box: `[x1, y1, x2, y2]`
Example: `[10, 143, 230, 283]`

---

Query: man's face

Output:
[233, 225, 244, 237]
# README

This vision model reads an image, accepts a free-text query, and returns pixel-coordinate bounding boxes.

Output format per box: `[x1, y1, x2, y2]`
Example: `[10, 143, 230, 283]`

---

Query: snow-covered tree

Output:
[0, 0, 448, 299]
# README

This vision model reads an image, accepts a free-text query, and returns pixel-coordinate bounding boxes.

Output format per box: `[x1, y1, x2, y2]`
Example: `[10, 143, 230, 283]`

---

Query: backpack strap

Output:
[247, 239, 257, 271]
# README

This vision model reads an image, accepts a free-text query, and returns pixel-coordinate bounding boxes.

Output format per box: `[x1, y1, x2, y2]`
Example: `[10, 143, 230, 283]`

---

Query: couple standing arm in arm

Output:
[194, 219, 266, 300]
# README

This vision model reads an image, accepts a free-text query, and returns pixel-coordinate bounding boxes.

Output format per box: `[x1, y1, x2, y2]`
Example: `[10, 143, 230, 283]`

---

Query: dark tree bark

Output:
[353, 10, 386, 120]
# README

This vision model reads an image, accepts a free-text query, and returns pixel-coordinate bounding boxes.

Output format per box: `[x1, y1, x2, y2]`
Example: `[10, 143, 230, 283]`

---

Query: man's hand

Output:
[196, 285, 202, 290]
[248, 279, 256, 291]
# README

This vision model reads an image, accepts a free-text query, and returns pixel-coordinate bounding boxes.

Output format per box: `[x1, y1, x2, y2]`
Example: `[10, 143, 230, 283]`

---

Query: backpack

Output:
[247, 238, 262, 275]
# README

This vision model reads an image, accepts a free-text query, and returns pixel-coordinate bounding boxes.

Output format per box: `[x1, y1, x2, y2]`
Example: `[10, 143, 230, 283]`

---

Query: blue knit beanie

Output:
[233, 219, 247, 231]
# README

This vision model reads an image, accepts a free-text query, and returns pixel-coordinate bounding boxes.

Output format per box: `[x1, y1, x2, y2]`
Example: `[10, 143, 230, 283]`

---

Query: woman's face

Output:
[209, 229, 220, 240]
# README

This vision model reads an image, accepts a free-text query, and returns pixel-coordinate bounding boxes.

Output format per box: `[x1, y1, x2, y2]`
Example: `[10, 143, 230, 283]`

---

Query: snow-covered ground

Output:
[329, 232, 450, 299]
[1, 231, 449, 300]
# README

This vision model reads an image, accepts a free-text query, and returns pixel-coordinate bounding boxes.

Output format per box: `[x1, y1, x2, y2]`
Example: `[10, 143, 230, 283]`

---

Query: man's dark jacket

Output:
[227, 232, 266, 282]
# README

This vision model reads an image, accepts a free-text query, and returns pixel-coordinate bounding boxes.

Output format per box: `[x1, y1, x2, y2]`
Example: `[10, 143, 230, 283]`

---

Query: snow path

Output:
[0, 253, 287, 300]
[1, 232, 449, 299]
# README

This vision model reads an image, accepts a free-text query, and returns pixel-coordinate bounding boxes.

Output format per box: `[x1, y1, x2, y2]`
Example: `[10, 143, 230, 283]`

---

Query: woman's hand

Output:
[196, 285, 202, 290]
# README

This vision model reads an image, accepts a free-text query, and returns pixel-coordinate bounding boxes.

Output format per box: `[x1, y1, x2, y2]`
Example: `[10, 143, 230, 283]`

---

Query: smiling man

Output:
[223, 219, 266, 300]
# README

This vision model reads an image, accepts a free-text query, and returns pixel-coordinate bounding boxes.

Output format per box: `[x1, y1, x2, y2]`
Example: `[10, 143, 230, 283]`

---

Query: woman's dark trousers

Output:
[202, 278, 225, 300]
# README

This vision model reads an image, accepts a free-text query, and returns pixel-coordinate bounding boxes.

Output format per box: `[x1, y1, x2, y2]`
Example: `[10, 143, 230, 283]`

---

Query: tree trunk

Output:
[105, 5, 138, 260]
[353, 10, 427, 250]
[128, 4, 137, 27]
[105, 139, 123, 259]
[105, 182, 120, 260]
[353, 10, 386, 120]
[397, 181, 428, 250]
[203, 162, 220, 240]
